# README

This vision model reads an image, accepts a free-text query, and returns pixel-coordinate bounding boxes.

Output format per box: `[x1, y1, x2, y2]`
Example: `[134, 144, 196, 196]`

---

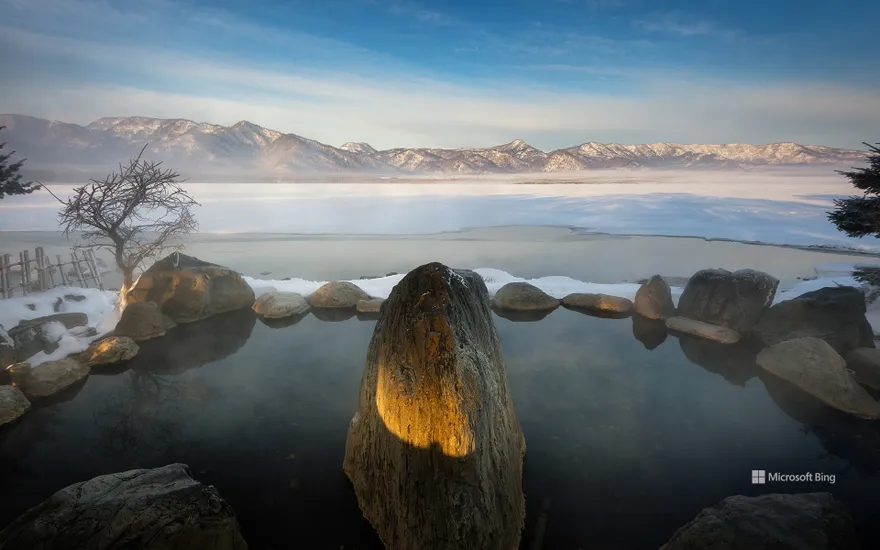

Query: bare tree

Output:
[49, 145, 199, 300]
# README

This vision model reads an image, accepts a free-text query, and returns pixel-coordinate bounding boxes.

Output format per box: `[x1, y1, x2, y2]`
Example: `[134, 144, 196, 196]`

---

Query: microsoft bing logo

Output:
[751, 470, 766, 484]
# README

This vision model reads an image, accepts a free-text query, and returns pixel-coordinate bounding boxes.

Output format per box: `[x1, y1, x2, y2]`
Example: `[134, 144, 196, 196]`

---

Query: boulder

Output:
[492, 282, 559, 312]
[115, 301, 167, 341]
[356, 298, 385, 314]
[343, 262, 526, 550]
[6, 362, 31, 386]
[21, 358, 90, 400]
[660, 492, 860, 550]
[562, 293, 633, 315]
[307, 281, 370, 309]
[845, 348, 880, 390]
[756, 337, 880, 419]
[631, 314, 668, 350]
[0, 463, 248, 550]
[634, 275, 676, 320]
[753, 286, 874, 357]
[252, 291, 310, 319]
[0, 385, 30, 427]
[11, 312, 88, 332]
[666, 317, 741, 344]
[677, 268, 779, 331]
[127, 253, 255, 324]
[78, 336, 139, 367]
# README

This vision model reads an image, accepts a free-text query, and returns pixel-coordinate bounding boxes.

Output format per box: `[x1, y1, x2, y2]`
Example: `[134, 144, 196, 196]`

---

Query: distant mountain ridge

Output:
[0, 113, 867, 181]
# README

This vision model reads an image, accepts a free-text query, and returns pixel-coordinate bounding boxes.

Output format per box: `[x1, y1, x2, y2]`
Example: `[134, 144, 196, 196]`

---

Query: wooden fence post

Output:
[0, 255, 8, 299]
[71, 250, 87, 288]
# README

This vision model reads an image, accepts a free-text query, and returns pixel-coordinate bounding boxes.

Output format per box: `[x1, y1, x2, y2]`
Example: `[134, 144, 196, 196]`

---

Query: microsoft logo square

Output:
[751, 470, 766, 484]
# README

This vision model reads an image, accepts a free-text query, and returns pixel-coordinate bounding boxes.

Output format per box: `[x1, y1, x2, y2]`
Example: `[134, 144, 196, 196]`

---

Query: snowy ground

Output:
[3, 263, 876, 368]
[0, 171, 875, 251]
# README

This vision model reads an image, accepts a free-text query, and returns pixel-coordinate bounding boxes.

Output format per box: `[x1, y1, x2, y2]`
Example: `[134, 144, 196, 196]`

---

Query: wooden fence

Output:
[0, 247, 105, 299]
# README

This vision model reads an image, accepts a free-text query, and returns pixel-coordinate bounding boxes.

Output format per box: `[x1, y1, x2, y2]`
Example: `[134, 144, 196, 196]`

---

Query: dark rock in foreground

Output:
[0, 463, 248, 550]
[752, 286, 874, 357]
[677, 268, 778, 332]
[492, 282, 559, 312]
[634, 275, 676, 320]
[128, 253, 255, 324]
[344, 262, 526, 550]
[660, 493, 860, 550]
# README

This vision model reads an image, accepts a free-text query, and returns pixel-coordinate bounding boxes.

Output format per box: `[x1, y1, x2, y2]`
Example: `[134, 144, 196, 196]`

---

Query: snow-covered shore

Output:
[2, 263, 877, 368]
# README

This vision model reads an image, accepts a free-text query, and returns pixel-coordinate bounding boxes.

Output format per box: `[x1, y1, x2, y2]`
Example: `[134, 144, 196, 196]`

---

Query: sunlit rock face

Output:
[127, 254, 255, 324]
[343, 262, 526, 550]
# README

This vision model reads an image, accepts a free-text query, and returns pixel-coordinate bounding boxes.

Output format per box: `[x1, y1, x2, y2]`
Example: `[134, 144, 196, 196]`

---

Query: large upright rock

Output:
[343, 262, 526, 550]
[127, 253, 255, 324]
[634, 275, 676, 320]
[0, 464, 248, 550]
[677, 268, 779, 332]
[756, 337, 880, 419]
[753, 286, 874, 357]
[661, 493, 860, 550]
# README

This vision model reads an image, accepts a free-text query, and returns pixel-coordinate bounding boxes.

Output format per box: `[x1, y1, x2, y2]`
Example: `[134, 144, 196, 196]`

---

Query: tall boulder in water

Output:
[677, 268, 779, 332]
[343, 262, 526, 550]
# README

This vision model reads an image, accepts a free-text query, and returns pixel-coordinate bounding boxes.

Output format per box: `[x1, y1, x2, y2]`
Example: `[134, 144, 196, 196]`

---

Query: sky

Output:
[0, 0, 878, 150]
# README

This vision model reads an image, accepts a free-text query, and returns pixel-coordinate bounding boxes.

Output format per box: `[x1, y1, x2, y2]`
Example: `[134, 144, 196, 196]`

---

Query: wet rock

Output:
[845, 348, 880, 390]
[492, 282, 559, 312]
[756, 337, 880, 419]
[631, 314, 668, 350]
[252, 291, 310, 319]
[677, 268, 779, 332]
[753, 286, 874, 357]
[661, 492, 860, 550]
[78, 336, 139, 367]
[0, 463, 248, 550]
[562, 293, 633, 316]
[115, 301, 166, 341]
[634, 275, 676, 320]
[128, 253, 255, 324]
[344, 262, 526, 550]
[6, 362, 31, 386]
[0, 385, 30, 427]
[307, 281, 370, 309]
[21, 358, 90, 400]
[666, 317, 741, 344]
[356, 298, 385, 314]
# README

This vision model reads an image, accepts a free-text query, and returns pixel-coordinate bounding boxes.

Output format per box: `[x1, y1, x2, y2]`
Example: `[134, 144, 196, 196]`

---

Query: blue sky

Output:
[0, 0, 877, 149]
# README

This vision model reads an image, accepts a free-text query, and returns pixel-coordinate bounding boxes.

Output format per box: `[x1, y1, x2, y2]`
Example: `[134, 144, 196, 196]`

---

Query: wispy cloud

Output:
[635, 12, 741, 39]
[0, 0, 877, 150]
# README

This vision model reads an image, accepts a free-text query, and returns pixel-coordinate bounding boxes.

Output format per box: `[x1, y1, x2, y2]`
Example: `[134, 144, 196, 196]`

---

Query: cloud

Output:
[635, 13, 740, 39]
[0, 0, 877, 150]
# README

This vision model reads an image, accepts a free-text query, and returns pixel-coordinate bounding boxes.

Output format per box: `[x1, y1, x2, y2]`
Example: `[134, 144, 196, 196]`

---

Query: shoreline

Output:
[3, 225, 879, 257]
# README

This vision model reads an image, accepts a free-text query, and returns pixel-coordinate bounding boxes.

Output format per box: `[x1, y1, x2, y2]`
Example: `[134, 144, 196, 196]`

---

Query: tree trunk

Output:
[120, 268, 134, 309]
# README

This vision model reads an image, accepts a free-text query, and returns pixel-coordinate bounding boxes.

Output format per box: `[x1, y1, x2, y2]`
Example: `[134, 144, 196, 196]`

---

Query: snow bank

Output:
[0, 287, 119, 367]
[245, 267, 685, 302]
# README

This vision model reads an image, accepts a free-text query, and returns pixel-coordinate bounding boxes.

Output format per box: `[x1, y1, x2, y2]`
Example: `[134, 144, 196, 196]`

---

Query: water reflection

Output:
[631, 315, 668, 350]
[491, 307, 557, 323]
[128, 308, 257, 375]
[311, 308, 358, 323]
[760, 371, 880, 477]
[676, 336, 760, 387]
[258, 312, 309, 329]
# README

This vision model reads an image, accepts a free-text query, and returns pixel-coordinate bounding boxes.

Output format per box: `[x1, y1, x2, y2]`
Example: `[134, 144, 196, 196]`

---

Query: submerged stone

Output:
[343, 262, 526, 550]
[666, 316, 741, 344]
[562, 293, 633, 315]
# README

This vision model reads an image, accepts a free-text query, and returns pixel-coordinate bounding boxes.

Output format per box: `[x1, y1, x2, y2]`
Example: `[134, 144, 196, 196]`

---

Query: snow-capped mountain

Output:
[0, 113, 868, 181]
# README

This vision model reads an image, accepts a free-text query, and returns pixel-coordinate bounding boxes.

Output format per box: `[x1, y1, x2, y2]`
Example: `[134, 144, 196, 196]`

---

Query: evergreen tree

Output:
[828, 142, 880, 238]
[0, 126, 40, 200]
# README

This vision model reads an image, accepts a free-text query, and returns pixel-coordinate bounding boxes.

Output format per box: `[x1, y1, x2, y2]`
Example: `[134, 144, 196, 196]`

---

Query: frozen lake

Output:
[0, 171, 875, 252]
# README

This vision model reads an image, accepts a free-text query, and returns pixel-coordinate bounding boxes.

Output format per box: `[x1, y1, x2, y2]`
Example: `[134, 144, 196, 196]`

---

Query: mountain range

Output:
[0, 113, 868, 182]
